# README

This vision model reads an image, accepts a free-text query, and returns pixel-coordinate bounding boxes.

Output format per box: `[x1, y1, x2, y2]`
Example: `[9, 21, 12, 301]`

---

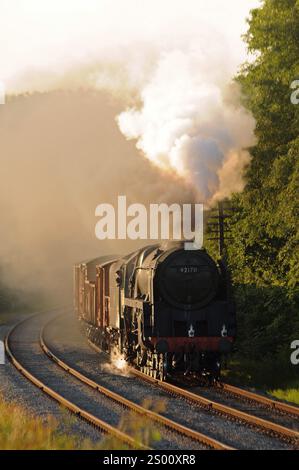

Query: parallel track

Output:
[129, 368, 299, 446]
[8, 311, 298, 450]
[219, 383, 299, 418]
[41, 317, 233, 450]
[88, 338, 298, 446]
[5, 314, 148, 450]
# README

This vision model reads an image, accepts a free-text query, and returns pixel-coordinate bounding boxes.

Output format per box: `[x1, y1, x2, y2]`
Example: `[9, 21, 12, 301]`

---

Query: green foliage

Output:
[223, 0, 299, 389]
[270, 383, 299, 405]
[225, 285, 298, 388]
[234, 285, 298, 360]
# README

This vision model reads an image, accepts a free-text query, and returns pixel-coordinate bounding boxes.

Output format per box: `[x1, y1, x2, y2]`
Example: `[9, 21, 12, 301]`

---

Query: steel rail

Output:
[5, 317, 147, 450]
[129, 369, 299, 445]
[220, 383, 299, 418]
[88, 340, 298, 444]
[87, 340, 298, 445]
[42, 322, 233, 450]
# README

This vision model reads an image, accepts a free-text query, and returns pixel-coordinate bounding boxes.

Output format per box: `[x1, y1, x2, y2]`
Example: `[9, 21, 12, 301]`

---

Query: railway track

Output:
[50, 312, 299, 449]
[86, 340, 298, 448]
[171, 375, 299, 419]
[41, 315, 233, 450]
[129, 369, 299, 446]
[218, 383, 299, 418]
[8, 310, 298, 450]
[5, 311, 232, 451]
[5, 312, 148, 450]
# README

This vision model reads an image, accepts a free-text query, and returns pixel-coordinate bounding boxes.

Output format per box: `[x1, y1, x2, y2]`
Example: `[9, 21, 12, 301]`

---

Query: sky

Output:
[0, 0, 260, 203]
[0, 0, 261, 94]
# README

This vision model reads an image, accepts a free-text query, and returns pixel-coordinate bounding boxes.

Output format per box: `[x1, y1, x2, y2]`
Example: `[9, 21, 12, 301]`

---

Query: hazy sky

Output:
[0, 0, 261, 93]
[0, 0, 259, 216]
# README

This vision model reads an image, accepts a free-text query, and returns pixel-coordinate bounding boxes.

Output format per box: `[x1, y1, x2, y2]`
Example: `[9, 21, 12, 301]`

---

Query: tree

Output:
[226, 0, 299, 385]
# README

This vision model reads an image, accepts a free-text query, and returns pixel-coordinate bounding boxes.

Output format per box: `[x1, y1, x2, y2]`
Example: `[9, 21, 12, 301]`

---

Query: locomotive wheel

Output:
[138, 351, 167, 380]
[157, 353, 167, 381]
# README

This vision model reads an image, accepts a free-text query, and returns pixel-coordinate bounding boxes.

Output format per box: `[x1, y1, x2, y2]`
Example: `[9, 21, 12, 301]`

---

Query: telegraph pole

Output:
[207, 201, 232, 258]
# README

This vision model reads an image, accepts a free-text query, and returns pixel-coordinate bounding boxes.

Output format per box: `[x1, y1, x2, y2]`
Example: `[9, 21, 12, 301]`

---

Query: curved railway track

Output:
[129, 369, 299, 446]
[170, 375, 299, 419]
[216, 383, 299, 418]
[86, 340, 299, 447]
[5, 311, 232, 451]
[87, 336, 298, 446]
[41, 315, 233, 450]
[5, 312, 147, 450]
[6, 310, 298, 450]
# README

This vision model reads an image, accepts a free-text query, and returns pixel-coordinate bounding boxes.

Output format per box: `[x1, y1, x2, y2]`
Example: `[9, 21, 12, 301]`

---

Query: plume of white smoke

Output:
[117, 48, 255, 203]
[0, 0, 258, 204]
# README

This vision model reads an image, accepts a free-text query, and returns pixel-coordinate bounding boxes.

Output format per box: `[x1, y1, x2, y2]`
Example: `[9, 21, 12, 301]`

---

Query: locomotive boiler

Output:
[74, 241, 236, 383]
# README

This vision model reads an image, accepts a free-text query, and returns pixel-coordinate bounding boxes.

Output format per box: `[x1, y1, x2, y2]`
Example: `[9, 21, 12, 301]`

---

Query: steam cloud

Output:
[117, 50, 255, 202]
[1, 1, 257, 203]
[0, 0, 258, 302]
[0, 92, 195, 302]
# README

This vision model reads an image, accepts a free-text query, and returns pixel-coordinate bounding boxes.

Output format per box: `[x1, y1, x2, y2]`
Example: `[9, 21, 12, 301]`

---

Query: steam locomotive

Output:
[74, 241, 236, 383]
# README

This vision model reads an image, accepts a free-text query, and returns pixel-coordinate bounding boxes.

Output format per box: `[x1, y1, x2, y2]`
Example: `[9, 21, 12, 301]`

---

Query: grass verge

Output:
[0, 395, 94, 449]
[269, 383, 299, 406]
[223, 356, 299, 406]
[0, 394, 162, 450]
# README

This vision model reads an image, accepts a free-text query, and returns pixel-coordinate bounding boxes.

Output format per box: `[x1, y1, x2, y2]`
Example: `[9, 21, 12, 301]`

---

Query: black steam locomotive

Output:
[74, 241, 236, 383]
